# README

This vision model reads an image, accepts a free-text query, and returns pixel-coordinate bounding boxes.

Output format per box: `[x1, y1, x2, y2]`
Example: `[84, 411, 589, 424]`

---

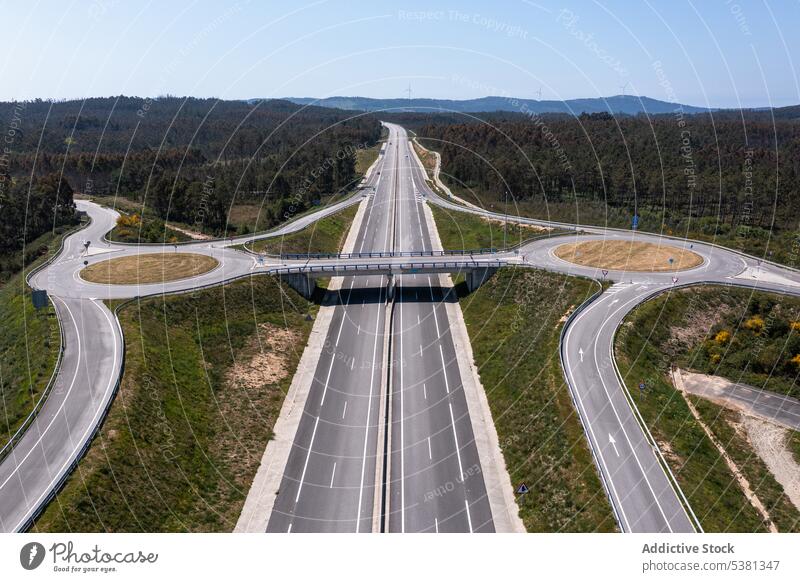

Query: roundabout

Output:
[553, 239, 704, 272]
[80, 253, 219, 285]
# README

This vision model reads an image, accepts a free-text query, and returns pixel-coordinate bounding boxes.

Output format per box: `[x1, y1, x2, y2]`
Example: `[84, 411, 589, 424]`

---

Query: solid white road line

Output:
[448, 401, 465, 482]
[438, 345, 451, 394]
[295, 415, 320, 503]
[465, 499, 473, 533]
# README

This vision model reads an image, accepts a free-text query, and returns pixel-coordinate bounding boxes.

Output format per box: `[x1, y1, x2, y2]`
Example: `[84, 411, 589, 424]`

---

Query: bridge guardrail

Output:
[277, 248, 499, 260]
[271, 259, 507, 276]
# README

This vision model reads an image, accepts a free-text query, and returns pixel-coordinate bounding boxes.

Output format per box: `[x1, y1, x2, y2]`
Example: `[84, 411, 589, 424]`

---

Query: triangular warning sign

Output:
[516, 483, 530, 495]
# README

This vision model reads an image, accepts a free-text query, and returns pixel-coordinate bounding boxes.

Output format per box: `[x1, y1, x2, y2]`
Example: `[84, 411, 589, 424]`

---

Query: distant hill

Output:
[281, 95, 711, 116]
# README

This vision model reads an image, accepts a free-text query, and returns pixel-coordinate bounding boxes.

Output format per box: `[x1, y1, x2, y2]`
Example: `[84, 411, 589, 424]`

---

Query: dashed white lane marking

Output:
[342, 401, 347, 419]
[423, 383, 427, 400]
[465, 499, 473, 533]
[427, 437, 432, 460]
[295, 415, 320, 503]
[434, 517, 439, 533]
[329, 462, 337, 488]
[287, 522, 292, 533]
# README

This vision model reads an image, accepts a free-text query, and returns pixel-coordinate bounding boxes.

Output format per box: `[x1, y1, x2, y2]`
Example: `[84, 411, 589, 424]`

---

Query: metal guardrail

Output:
[0, 302, 65, 465]
[557, 279, 628, 532]
[2, 218, 91, 464]
[278, 248, 499, 260]
[18, 299, 128, 532]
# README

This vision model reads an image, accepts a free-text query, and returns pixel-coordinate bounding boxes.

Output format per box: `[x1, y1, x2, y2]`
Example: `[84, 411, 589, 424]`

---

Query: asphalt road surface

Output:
[387, 125, 493, 533]
[5, 121, 800, 533]
[265, 133, 396, 532]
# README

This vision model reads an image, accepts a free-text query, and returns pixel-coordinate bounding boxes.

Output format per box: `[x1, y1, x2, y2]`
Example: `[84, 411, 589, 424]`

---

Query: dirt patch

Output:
[81, 253, 218, 284]
[167, 223, 213, 240]
[217, 323, 302, 488]
[484, 216, 550, 233]
[741, 416, 800, 512]
[555, 239, 703, 272]
[657, 438, 685, 470]
[225, 324, 300, 390]
[412, 141, 437, 176]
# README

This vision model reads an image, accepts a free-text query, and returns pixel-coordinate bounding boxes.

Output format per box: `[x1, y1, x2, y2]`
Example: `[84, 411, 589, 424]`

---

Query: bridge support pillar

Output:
[465, 267, 497, 293]
[387, 274, 395, 301]
[282, 273, 316, 300]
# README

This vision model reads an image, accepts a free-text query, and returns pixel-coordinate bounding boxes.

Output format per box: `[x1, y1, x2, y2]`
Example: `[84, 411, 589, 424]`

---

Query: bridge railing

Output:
[272, 259, 507, 276]
[277, 248, 498, 261]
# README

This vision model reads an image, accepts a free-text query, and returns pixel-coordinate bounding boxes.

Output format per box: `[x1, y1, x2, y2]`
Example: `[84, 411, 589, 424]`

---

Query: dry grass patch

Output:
[554, 239, 703, 272]
[81, 253, 218, 284]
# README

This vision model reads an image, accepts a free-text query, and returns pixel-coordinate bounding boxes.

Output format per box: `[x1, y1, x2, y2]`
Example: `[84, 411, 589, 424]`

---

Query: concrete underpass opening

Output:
[280, 266, 497, 300]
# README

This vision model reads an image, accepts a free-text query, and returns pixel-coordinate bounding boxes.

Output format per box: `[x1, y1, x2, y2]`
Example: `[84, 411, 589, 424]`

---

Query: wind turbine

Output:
[619, 81, 629, 97]
[535, 86, 542, 99]
[406, 82, 412, 100]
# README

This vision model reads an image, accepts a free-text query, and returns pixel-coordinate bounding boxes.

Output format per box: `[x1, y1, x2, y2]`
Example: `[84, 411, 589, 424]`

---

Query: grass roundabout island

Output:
[554, 239, 703, 272]
[80, 252, 219, 285]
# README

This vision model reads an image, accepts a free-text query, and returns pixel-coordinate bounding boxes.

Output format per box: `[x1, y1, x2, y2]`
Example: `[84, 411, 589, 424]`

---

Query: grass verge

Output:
[615, 285, 800, 531]
[1, 225, 81, 454]
[249, 204, 358, 255]
[356, 142, 382, 175]
[32, 277, 315, 532]
[431, 204, 554, 251]
[458, 267, 616, 531]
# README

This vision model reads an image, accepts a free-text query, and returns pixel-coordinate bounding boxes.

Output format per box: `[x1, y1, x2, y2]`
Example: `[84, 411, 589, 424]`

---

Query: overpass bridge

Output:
[265, 248, 515, 298]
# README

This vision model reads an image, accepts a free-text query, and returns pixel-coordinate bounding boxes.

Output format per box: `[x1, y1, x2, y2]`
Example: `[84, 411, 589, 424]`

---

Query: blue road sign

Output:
[31, 289, 48, 310]
[632, 214, 639, 229]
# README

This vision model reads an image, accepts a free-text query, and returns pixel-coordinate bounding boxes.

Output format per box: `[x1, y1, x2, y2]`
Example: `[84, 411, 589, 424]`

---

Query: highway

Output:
[4, 122, 800, 533]
[264, 131, 396, 532]
[387, 126, 494, 532]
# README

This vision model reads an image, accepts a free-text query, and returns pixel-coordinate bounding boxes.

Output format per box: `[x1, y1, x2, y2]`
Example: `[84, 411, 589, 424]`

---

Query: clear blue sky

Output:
[2, 0, 798, 108]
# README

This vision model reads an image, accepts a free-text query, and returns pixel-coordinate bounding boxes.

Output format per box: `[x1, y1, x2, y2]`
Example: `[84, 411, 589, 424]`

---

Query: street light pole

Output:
[503, 190, 509, 250]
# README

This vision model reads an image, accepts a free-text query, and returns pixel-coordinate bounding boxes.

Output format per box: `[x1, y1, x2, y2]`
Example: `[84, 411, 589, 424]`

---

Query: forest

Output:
[404, 106, 800, 246]
[0, 96, 381, 251]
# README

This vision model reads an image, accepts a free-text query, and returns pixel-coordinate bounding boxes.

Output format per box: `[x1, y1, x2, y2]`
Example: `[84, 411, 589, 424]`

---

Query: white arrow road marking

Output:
[609, 434, 619, 457]
[578, 348, 584, 362]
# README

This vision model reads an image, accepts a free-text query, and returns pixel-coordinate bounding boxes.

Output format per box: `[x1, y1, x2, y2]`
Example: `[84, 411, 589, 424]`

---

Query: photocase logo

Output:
[20, 542, 46, 570]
